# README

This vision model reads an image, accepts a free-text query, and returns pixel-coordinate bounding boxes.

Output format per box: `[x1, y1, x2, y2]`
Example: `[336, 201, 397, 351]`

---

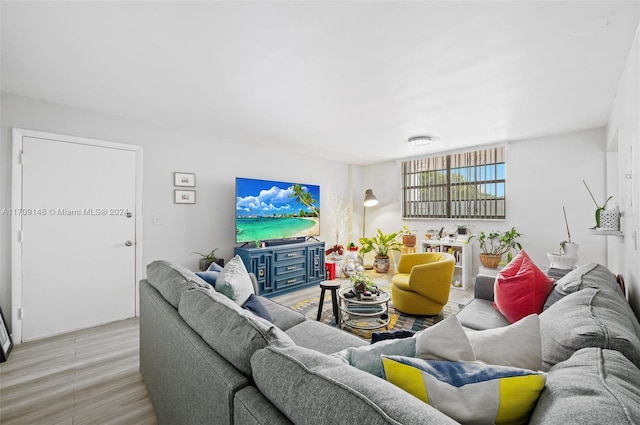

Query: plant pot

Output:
[479, 254, 502, 269]
[402, 234, 417, 248]
[561, 243, 579, 256]
[199, 258, 224, 271]
[373, 255, 390, 273]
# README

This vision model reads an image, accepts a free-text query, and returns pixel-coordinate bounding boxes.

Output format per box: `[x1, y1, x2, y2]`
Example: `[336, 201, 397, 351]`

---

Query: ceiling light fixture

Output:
[408, 136, 434, 146]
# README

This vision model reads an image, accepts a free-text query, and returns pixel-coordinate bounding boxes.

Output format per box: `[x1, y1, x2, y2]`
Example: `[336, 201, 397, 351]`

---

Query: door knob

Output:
[125, 240, 133, 247]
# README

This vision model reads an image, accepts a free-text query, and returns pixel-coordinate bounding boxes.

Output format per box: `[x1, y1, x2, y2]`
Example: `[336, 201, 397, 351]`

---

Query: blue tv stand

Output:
[234, 241, 325, 297]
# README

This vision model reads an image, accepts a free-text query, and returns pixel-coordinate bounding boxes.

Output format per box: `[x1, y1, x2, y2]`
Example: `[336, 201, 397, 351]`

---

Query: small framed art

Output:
[0, 307, 13, 363]
[175, 189, 196, 204]
[174, 172, 196, 187]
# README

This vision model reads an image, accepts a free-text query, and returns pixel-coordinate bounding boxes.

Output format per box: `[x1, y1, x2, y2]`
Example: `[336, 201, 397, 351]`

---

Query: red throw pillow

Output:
[494, 250, 554, 323]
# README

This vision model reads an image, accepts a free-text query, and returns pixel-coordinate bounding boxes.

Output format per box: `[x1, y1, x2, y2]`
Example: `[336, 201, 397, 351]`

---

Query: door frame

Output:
[11, 128, 143, 343]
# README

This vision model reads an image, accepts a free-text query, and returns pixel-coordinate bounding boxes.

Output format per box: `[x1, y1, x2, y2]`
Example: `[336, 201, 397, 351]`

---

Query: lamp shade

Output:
[363, 189, 378, 207]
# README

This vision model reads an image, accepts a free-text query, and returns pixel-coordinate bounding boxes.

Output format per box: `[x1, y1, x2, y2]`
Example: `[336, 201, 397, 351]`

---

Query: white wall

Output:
[359, 128, 609, 274]
[607, 23, 640, 315]
[0, 94, 352, 332]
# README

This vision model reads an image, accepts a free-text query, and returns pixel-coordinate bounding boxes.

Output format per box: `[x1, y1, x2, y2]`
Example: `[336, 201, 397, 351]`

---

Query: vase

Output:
[402, 234, 417, 248]
[479, 254, 501, 269]
[561, 243, 579, 256]
[373, 255, 390, 273]
[342, 251, 362, 277]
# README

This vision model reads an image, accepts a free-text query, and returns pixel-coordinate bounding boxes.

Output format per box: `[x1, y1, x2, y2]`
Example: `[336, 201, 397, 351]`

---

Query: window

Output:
[401, 146, 506, 219]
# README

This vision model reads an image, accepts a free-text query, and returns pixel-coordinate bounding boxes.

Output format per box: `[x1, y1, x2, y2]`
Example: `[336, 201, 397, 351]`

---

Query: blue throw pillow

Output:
[242, 294, 274, 323]
[208, 262, 224, 272]
[195, 271, 219, 287]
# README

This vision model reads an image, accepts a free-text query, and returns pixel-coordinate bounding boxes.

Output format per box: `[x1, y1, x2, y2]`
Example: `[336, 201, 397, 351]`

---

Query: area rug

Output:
[287, 287, 466, 340]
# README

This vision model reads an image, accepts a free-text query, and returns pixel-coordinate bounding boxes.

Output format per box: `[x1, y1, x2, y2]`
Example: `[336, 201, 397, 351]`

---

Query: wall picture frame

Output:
[174, 189, 196, 204]
[0, 307, 13, 363]
[174, 172, 196, 187]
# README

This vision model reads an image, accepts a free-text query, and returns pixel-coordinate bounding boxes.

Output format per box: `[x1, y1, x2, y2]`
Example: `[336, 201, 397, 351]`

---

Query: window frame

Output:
[401, 146, 506, 220]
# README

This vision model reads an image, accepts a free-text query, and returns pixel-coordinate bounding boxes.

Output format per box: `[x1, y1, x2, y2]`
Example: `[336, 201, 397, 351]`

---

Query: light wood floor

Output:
[0, 317, 157, 425]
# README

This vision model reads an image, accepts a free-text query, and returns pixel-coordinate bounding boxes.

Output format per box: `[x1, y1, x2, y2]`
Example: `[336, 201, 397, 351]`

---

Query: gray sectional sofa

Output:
[140, 260, 640, 424]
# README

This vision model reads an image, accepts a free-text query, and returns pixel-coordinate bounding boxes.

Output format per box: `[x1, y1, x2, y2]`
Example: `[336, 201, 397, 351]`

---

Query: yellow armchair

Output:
[391, 252, 456, 316]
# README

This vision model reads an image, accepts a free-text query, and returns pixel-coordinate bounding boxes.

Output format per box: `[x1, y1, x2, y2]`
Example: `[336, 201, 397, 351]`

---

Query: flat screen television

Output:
[235, 177, 320, 244]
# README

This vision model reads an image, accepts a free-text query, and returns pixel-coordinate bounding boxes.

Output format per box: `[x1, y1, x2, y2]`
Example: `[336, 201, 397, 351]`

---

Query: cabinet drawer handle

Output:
[287, 279, 297, 284]
[287, 266, 297, 271]
[287, 253, 297, 257]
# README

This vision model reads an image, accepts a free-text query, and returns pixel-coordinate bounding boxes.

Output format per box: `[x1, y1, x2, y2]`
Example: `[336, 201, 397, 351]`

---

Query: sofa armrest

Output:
[474, 274, 496, 301]
[249, 273, 259, 294]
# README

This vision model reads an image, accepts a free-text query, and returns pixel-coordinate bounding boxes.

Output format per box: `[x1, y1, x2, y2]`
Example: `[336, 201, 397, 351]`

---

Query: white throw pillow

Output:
[215, 255, 255, 305]
[415, 315, 476, 362]
[466, 314, 542, 371]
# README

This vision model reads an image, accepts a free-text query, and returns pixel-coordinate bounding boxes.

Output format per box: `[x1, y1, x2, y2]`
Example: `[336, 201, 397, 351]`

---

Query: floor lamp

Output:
[362, 189, 378, 238]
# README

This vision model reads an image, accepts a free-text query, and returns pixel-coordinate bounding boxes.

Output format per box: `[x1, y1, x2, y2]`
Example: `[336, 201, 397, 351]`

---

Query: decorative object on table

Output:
[191, 248, 223, 271]
[326, 191, 349, 257]
[362, 189, 379, 238]
[0, 306, 13, 362]
[583, 180, 619, 230]
[468, 227, 522, 269]
[342, 244, 364, 277]
[174, 189, 196, 204]
[325, 244, 344, 262]
[174, 172, 196, 187]
[349, 272, 375, 294]
[359, 228, 402, 273]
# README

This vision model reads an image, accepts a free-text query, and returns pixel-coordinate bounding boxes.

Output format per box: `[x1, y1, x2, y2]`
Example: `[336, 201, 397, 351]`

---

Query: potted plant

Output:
[559, 206, 579, 256]
[359, 229, 402, 273]
[191, 248, 222, 271]
[583, 180, 618, 230]
[349, 272, 375, 294]
[398, 225, 417, 248]
[469, 227, 522, 268]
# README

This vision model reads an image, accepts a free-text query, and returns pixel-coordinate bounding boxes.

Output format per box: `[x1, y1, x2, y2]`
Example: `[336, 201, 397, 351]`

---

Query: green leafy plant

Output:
[191, 248, 219, 271]
[583, 180, 613, 228]
[348, 273, 375, 291]
[469, 227, 522, 257]
[359, 229, 402, 257]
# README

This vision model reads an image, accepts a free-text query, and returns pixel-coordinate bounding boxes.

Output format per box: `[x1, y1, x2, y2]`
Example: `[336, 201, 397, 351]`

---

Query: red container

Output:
[325, 262, 336, 280]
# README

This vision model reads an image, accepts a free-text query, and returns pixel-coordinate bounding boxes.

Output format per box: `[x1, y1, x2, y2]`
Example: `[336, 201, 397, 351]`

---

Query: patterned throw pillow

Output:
[382, 356, 546, 425]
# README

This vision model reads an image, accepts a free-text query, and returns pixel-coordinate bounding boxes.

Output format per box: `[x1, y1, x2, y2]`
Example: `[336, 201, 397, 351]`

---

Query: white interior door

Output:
[18, 134, 139, 341]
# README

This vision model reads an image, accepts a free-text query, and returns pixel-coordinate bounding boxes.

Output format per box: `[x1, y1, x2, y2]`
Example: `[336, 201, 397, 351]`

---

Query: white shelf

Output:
[421, 239, 473, 290]
[588, 229, 623, 237]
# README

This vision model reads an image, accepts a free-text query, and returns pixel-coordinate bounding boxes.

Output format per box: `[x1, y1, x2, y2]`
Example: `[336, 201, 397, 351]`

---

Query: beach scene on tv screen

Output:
[236, 178, 320, 243]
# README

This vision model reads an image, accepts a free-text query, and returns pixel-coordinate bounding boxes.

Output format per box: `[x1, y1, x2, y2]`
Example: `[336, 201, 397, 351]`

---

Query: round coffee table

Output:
[337, 286, 391, 331]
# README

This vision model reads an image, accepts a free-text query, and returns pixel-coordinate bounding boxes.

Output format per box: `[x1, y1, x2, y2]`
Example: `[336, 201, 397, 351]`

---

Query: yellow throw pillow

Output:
[382, 356, 546, 425]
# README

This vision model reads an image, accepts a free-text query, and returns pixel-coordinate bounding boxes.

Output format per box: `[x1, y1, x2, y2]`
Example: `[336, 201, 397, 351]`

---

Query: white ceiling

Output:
[1, 1, 639, 165]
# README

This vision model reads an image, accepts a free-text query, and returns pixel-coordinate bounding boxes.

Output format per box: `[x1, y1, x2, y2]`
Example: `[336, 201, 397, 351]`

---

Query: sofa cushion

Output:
[381, 356, 546, 425]
[540, 287, 640, 370]
[544, 263, 622, 309]
[178, 286, 293, 376]
[258, 298, 306, 331]
[457, 298, 511, 330]
[494, 250, 554, 323]
[284, 320, 367, 354]
[466, 314, 542, 371]
[251, 344, 459, 425]
[530, 348, 640, 425]
[146, 260, 209, 308]
[215, 255, 255, 305]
